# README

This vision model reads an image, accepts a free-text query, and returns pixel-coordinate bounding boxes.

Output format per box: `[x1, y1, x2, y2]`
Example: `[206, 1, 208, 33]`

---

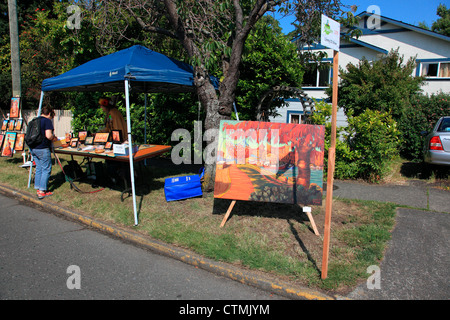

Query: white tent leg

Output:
[144, 94, 148, 166]
[28, 91, 45, 188]
[125, 80, 139, 226]
[37, 91, 44, 116]
[144, 94, 148, 144]
[233, 102, 240, 121]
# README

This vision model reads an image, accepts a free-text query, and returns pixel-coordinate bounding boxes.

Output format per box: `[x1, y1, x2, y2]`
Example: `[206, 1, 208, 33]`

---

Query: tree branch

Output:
[126, 5, 178, 39]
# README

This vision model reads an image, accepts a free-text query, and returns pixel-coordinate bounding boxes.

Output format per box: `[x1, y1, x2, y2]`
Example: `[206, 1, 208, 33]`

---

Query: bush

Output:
[311, 103, 401, 182]
[331, 49, 423, 120]
[310, 100, 359, 179]
[344, 109, 401, 181]
[398, 92, 450, 161]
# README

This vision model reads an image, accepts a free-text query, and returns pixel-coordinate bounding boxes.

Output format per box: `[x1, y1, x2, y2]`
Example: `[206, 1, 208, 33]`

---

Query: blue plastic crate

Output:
[164, 168, 204, 201]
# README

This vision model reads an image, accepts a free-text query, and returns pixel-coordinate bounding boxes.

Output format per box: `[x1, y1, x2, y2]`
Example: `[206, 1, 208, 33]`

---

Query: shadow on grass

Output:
[212, 198, 321, 272]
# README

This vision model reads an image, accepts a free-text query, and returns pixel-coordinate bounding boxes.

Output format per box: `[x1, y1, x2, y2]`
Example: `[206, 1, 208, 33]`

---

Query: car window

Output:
[437, 118, 450, 132]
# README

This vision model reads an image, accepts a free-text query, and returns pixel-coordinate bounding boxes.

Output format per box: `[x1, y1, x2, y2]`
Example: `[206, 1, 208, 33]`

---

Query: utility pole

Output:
[8, 0, 21, 98]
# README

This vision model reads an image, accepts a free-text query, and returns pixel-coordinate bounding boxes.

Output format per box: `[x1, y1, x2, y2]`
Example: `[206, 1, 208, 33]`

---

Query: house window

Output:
[287, 111, 303, 124]
[303, 63, 332, 87]
[420, 62, 450, 78]
[290, 114, 300, 124]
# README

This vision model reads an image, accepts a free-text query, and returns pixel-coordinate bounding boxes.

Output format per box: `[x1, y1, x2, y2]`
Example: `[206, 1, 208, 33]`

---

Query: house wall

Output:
[271, 19, 450, 125]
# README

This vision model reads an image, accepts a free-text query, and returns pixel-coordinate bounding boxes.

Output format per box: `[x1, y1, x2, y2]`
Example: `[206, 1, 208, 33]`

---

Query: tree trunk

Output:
[194, 67, 229, 192]
[195, 26, 250, 191]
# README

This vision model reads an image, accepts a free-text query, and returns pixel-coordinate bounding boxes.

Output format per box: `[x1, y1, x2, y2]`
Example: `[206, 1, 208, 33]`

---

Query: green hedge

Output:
[398, 92, 450, 161]
[311, 101, 401, 181]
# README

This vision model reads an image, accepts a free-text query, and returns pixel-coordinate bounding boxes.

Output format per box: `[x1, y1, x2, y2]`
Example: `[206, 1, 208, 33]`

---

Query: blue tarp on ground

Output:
[41, 45, 219, 93]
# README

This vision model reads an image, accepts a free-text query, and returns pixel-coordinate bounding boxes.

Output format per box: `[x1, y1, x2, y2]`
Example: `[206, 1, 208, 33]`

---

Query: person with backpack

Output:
[29, 106, 57, 200]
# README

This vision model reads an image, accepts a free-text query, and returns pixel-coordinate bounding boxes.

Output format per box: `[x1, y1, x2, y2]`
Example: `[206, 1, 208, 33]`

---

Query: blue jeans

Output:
[31, 148, 52, 191]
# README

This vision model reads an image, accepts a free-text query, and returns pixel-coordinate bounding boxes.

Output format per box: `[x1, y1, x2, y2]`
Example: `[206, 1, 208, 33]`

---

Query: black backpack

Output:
[25, 116, 44, 148]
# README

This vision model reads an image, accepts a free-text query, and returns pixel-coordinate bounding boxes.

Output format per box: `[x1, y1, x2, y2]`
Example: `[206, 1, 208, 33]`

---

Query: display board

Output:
[214, 120, 325, 206]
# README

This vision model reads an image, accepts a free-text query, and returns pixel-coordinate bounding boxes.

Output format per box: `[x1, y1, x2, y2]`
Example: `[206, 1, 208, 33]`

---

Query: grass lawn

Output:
[0, 152, 400, 295]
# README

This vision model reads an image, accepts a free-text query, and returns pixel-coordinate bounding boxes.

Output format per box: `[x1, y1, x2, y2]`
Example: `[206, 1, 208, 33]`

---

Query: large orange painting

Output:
[214, 120, 325, 205]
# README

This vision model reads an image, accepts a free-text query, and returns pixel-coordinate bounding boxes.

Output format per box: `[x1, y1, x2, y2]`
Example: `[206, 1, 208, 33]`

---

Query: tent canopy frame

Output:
[30, 45, 219, 226]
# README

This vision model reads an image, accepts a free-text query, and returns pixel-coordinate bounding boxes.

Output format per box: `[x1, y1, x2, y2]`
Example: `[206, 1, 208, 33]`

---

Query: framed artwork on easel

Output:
[7, 120, 15, 131]
[15, 133, 25, 151]
[214, 120, 325, 231]
[70, 138, 79, 148]
[104, 141, 113, 150]
[84, 136, 94, 145]
[15, 119, 23, 131]
[78, 131, 88, 142]
[1, 120, 7, 131]
[1, 132, 17, 157]
[111, 130, 122, 143]
[94, 132, 109, 144]
[9, 97, 20, 119]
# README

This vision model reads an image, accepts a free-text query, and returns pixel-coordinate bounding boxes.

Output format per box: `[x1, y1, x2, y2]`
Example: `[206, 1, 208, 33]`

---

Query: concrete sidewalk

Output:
[331, 180, 449, 213]
[348, 208, 449, 300]
[328, 180, 449, 300]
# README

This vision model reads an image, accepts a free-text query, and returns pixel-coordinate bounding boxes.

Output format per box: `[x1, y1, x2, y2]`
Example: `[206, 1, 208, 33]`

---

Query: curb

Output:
[0, 183, 340, 301]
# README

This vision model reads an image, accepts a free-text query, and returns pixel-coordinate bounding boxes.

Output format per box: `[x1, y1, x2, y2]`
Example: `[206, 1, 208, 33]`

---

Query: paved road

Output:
[0, 193, 285, 300]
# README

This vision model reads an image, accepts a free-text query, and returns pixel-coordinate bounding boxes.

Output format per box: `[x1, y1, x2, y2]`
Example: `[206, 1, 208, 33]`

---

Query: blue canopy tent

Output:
[32, 45, 219, 225]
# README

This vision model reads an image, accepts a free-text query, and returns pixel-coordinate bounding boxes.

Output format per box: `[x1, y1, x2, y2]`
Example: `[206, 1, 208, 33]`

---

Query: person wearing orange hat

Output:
[98, 97, 127, 140]
[98, 97, 129, 185]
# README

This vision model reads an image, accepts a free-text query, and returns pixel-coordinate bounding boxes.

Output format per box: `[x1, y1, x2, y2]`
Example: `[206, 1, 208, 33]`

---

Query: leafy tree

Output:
[235, 15, 304, 120]
[330, 49, 424, 120]
[0, 0, 57, 110]
[0, 0, 55, 37]
[432, 4, 450, 36]
[0, 1, 98, 111]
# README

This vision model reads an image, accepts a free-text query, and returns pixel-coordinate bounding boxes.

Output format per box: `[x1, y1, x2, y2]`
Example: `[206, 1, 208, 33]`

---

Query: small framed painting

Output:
[15, 133, 25, 151]
[7, 120, 15, 131]
[1, 132, 17, 157]
[104, 141, 113, 150]
[15, 119, 23, 131]
[94, 132, 109, 144]
[9, 97, 20, 119]
[78, 131, 88, 142]
[1, 120, 7, 131]
[84, 136, 94, 145]
[70, 138, 79, 148]
[111, 130, 122, 143]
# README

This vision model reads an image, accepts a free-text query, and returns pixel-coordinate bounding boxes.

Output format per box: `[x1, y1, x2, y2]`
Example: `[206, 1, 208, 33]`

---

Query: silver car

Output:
[423, 116, 450, 166]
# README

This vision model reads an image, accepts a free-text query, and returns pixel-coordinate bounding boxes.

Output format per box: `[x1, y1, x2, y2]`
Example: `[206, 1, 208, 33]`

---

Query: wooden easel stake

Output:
[303, 206, 320, 236]
[220, 200, 236, 227]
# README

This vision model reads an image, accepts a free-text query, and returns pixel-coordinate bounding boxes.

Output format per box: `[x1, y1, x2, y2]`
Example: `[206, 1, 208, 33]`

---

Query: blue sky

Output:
[275, 0, 447, 34]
